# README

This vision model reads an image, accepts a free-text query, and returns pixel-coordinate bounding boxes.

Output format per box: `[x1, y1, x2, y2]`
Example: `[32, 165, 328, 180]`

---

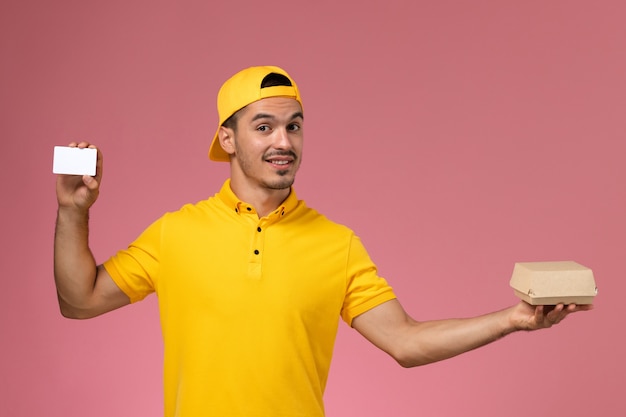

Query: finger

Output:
[548, 303, 565, 321]
[567, 303, 593, 312]
[554, 304, 575, 325]
[534, 305, 545, 324]
[560, 303, 592, 317]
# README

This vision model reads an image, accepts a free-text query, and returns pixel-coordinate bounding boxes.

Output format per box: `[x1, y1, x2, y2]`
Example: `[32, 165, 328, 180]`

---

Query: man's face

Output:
[223, 97, 304, 191]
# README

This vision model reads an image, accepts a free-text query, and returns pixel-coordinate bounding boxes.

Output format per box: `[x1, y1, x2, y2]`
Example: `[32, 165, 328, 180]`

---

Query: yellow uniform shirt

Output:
[104, 180, 396, 417]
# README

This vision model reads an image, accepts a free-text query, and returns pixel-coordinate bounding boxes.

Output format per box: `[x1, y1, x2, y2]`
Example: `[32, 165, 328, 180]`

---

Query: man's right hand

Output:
[56, 141, 103, 211]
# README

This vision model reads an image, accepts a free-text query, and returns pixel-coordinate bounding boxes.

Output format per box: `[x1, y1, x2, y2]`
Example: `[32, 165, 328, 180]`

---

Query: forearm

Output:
[395, 307, 516, 367]
[54, 206, 99, 315]
[355, 293, 589, 368]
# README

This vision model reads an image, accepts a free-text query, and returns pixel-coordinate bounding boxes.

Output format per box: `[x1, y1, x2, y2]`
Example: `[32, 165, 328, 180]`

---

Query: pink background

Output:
[1, 1, 624, 416]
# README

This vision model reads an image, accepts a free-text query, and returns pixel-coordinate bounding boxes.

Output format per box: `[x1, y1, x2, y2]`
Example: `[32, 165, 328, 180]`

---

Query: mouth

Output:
[265, 152, 296, 169]
[267, 159, 291, 166]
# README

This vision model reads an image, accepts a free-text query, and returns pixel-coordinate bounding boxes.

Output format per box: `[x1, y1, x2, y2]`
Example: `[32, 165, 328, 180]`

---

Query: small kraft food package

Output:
[509, 261, 597, 305]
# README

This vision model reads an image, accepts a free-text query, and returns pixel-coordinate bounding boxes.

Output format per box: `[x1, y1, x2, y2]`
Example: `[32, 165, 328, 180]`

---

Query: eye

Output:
[257, 125, 270, 132]
[287, 123, 301, 132]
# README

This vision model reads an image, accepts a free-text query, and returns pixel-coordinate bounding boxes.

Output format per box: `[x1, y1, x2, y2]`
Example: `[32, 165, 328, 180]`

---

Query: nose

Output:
[273, 127, 292, 150]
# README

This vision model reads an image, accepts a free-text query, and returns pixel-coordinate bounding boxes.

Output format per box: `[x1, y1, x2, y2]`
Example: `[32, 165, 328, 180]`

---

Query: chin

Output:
[265, 175, 295, 190]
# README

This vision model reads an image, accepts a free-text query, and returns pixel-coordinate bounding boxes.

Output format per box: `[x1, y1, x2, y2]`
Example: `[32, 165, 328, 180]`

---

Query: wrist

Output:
[57, 205, 90, 223]
[497, 305, 520, 337]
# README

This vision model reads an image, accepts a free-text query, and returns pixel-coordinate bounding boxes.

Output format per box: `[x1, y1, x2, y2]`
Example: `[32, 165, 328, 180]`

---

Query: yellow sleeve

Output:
[103, 217, 163, 303]
[341, 235, 396, 326]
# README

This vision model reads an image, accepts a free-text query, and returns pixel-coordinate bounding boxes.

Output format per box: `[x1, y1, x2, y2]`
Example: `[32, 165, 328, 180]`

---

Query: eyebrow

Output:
[251, 111, 304, 122]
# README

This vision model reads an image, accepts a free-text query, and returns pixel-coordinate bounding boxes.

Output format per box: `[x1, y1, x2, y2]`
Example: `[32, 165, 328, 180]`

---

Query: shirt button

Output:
[246, 207, 252, 211]
[257, 227, 262, 232]
[254, 250, 259, 255]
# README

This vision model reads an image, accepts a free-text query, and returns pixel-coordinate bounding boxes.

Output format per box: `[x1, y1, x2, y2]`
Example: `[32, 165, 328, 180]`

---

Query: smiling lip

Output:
[266, 158, 292, 168]
[265, 152, 296, 168]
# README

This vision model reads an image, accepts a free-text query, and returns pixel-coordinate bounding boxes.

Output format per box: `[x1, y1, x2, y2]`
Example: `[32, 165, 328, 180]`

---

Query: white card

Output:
[52, 146, 97, 176]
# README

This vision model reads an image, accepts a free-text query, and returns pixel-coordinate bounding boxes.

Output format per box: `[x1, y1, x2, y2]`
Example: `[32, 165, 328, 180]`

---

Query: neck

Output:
[229, 179, 291, 218]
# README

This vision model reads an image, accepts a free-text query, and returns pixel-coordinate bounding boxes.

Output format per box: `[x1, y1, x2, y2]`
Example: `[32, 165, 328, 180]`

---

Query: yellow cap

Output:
[208, 66, 302, 162]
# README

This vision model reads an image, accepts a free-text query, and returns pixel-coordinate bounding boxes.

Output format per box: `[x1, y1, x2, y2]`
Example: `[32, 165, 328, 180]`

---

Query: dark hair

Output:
[222, 73, 293, 131]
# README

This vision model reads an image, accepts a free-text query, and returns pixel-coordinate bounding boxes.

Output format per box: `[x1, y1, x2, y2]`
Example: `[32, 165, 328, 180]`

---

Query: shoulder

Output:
[158, 195, 228, 227]
[288, 200, 355, 238]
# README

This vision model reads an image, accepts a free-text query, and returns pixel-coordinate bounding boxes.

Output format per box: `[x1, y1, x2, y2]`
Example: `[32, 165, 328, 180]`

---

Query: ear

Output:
[218, 126, 236, 156]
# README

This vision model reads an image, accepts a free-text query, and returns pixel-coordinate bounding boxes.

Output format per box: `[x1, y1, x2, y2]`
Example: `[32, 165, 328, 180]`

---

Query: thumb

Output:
[82, 175, 100, 194]
[83, 175, 96, 187]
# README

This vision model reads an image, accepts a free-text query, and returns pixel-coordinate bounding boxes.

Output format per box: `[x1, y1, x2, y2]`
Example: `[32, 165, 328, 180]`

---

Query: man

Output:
[54, 65, 591, 417]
